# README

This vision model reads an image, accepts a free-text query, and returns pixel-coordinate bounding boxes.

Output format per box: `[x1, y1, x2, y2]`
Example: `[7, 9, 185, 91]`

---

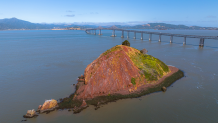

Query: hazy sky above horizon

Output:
[0, 0, 218, 27]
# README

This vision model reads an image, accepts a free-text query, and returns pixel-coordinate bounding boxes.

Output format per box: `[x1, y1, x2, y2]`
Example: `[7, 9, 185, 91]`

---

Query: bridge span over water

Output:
[85, 28, 218, 47]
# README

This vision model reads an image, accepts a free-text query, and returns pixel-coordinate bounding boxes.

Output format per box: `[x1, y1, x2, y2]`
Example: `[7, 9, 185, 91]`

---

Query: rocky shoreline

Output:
[22, 43, 184, 120]
[58, 67, 184, 113]
[21, 66, 184, 121]
[22, 67, 183, 121]
[23, 99, 59, 121]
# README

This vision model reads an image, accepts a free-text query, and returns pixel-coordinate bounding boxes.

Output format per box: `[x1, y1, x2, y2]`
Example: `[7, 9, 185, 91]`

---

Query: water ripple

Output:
[196, 82, 204, 89]
[214, 98, 218, 104]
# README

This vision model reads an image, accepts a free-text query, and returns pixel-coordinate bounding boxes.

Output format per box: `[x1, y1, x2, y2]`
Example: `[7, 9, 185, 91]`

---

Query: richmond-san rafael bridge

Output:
[85, 26, 218, 47]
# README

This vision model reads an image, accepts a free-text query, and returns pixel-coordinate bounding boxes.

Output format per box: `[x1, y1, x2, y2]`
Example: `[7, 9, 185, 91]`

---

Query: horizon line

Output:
[1, 17, 218, 27]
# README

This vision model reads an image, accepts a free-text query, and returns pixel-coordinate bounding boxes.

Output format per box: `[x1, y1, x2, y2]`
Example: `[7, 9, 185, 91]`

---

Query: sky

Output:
[0, 0, 218, 27]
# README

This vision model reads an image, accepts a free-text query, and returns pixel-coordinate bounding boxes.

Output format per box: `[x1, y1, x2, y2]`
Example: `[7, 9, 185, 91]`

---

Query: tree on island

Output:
[122, 40, 130, 46]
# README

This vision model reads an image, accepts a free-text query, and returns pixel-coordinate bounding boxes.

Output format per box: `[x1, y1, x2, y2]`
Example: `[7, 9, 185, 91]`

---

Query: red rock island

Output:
[74, 45, 180, 100]
[23, 41, 184, 117]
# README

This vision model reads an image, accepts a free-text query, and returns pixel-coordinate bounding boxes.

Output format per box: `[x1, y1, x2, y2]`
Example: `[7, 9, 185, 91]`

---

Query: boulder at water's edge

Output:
[40, 99, 58, 111]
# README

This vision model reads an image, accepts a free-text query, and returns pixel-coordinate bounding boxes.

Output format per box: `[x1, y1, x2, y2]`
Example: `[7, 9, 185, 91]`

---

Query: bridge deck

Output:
[86, 28, 218, 40]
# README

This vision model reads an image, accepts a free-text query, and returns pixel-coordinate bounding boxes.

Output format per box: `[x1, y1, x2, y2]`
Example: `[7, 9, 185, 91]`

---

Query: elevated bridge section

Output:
[85, 28, 218, 47]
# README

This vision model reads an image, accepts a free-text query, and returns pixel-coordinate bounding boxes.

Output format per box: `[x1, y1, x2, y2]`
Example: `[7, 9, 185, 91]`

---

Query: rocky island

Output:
[58, 40, 184, 113]
[23, 40, 184, 119]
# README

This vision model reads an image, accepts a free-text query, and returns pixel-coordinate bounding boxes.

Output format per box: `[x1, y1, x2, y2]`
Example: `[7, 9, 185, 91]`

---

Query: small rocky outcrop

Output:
[140, 48, 148, 54]
[80, 100, 87, 107]
[38, 99, 58, 113]
[23, 109, 38, 118]
[37, 105, 42, 111]
[94, 102, 101, 110]
[161, 86, 167, 92]
[78, 74, 85, 83]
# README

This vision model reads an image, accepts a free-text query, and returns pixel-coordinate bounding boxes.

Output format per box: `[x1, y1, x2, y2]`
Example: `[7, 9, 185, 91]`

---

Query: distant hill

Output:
[115, 23, 218, 30]
[0, 18, 68, 30]
[0, 18, 217, 30]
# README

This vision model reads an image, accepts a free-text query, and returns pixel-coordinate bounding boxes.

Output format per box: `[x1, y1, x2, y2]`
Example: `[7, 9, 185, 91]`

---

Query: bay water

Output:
[0, 29, 218, 123]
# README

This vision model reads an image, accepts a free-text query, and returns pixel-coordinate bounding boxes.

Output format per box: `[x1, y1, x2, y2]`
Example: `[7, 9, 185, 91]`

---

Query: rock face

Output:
[76, 45, 170, 100]
[40, 99, 58, 111]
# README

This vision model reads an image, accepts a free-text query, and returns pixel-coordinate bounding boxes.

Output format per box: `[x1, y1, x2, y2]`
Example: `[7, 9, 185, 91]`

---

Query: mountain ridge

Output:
[0, 18, 217, 30]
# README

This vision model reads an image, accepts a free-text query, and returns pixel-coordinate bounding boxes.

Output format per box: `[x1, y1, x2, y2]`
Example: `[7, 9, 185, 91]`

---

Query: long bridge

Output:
[85, 28, 218, 47]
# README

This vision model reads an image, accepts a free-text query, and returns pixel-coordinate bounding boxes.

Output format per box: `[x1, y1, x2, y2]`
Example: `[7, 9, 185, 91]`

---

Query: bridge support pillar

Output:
[170, 36, 173, 43]
[149, 34, 152, 41]
[134, 32, 136, 39]
[121, 31, 124, 38]
[159, 35, 161, 42]
[199, 38, 204, 47]
[98, 29, 102, 35]
[94, 30, 96, 35]
[111, 30, 116, 37]
[183, 37, 186, 45]
[141, 33, 143, 40]
[127, 32, 129, 38]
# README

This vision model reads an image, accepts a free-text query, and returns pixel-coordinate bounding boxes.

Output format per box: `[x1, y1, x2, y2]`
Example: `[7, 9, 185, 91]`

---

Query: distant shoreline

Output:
[1, 28, 218, 31]
[0, 29, 86, 31]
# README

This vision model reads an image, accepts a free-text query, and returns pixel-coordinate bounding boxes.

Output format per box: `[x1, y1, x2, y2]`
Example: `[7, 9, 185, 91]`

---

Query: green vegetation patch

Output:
[58, 93, 82, 110]
[102, 45, 122, 57]
[131, 77, 136, 85]
[130, 52, 169, 81]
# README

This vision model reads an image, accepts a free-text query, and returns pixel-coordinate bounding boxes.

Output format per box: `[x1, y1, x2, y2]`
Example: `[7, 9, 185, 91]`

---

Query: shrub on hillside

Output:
[122, 40, 130, 46]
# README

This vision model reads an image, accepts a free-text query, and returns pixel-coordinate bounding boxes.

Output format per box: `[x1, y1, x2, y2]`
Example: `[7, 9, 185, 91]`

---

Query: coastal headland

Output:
[57, 41, 184, 113]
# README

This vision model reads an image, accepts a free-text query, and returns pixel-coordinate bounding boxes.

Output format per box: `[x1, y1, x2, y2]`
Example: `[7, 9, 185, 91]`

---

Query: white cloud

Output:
[205, 15, 216, 18]
[66, 14, 75, 17]
[66, 10, 75, 12]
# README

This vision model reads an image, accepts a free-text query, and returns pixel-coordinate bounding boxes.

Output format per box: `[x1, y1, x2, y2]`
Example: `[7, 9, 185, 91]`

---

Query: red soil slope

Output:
[75, 45, 171, 100]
